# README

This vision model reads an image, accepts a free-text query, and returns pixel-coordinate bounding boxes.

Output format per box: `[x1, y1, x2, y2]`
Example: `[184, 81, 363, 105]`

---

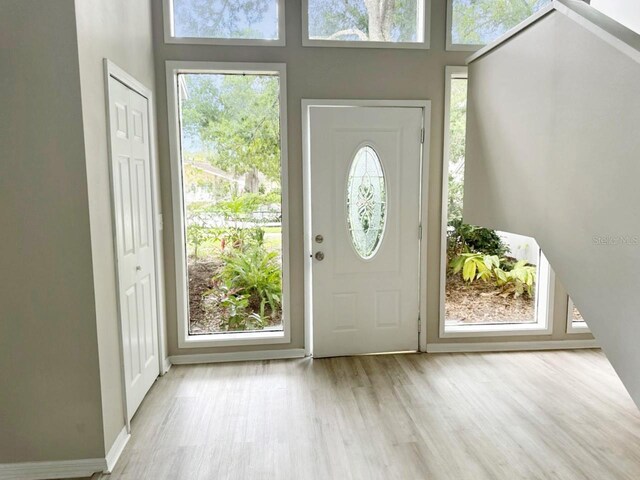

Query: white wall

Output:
[0, 0, 105, 463]
[591, 0, 640, 33]
[75, 0, 159, 455]
[465, 7, 640, 407]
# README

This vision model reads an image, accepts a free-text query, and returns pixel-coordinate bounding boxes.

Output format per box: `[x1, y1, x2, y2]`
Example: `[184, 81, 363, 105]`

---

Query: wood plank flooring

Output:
[107, 349, 640, 480]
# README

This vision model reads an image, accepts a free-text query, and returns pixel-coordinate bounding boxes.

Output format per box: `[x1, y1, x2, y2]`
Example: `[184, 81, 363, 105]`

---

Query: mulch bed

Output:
[445, 274, 535, 325]
[187, 259, 282, 334]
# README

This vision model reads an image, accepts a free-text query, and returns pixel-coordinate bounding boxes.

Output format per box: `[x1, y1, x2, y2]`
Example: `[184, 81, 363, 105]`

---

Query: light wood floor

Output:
[107, 349, 640, 480]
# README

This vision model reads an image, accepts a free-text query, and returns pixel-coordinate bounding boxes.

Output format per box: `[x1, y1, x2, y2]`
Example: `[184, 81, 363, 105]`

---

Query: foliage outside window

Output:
[307, 0, 426, 43]
[450, 0, 551, 47]
[171, 0, 281, 40]
[444, 72, 541, 327]
[178, 73, 284, 335]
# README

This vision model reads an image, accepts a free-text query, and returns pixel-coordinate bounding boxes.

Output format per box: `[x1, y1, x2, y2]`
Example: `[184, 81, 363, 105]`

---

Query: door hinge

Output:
[418, 224, 423, 240]
[420, 128, 425, 144]
[418, 314, 421, 334]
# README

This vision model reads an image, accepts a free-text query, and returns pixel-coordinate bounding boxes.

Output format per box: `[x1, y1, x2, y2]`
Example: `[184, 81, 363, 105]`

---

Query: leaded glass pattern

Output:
[347, 146, 387, 259]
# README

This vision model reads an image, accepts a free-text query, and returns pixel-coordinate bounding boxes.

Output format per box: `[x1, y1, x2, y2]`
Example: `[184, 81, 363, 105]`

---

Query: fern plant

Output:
[216, 244, 282, 318]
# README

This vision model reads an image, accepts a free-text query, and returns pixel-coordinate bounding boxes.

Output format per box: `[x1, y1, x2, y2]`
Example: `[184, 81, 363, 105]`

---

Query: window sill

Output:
[441, 322, 552, 339]
[567, 322, 591, 334]
[179, 330, 289, 349]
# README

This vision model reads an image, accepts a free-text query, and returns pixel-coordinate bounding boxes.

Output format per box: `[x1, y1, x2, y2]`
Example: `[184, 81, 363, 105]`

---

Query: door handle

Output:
[315, 251, 325, 261]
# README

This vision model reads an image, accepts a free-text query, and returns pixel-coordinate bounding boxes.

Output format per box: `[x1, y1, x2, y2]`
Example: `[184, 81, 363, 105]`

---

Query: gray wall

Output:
[0, 0, 104, 462]
[151, 0, 589, 356]
[465, 9, 640, 405]
[75, 0, 158, 453]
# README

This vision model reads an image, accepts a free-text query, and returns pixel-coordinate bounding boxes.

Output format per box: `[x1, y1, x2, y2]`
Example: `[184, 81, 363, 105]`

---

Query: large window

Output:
[447, 0, 551, 50]
[567, 297, 590, 333]
[303, 0, 430, 48]
[165, 0, 285, 45]
[167, 62, 289, 348]
[440, 67, 552, 337]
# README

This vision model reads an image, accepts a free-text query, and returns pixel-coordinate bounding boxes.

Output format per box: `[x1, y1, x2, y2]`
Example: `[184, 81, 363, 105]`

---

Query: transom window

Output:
[447, 0, 551, 50]
[165, 0, 285, 45]
[304, 0, 431, 48]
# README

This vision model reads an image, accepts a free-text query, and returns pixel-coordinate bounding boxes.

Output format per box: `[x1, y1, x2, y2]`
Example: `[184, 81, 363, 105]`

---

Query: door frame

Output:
[104, 59, 168, 428]
[301, 99, 431, 356]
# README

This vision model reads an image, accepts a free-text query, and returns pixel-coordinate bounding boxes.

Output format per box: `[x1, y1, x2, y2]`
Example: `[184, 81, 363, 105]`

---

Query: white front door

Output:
[308, 105, 424, 358]
[108, 76, 159, 419]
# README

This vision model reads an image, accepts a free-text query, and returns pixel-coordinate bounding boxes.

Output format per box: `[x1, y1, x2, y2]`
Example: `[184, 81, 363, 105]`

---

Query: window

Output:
[447, 0, 551, 50]
[303, 0, 431, 48]
[166, 62, 289, 348]
[164, 0, 285, 46]
[347, 146, 387, 259]
[440, 67, 552, 337]
[567, 297, 590, 333]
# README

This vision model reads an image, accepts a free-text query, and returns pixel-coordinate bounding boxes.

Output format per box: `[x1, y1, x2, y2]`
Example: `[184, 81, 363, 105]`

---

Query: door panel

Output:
[108, 77, 159, 419]
[309, 106, 423, 358]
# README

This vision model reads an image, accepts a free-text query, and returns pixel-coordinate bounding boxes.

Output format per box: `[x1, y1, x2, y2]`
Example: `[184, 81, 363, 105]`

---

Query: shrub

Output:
[494, 261, 536, 298]
[218, 288, 265, 331]
[447, 218, 509, 259]
[450, 253, 536, 298]
[215, 244, 282, 319]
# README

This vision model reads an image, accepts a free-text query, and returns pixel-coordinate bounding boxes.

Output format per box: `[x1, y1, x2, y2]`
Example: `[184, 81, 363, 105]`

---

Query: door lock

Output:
[315, 251, 325, 261]
[136, 265, 142, 271]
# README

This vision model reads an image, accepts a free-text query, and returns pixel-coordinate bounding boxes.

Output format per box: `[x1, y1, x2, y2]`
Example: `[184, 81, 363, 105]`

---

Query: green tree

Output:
[447, 77, 467, 224]
[181, 74, 281, 191]
[173, 0, 273, 39]
[452, 0, 550, 45]
[309, 0, 419, 42]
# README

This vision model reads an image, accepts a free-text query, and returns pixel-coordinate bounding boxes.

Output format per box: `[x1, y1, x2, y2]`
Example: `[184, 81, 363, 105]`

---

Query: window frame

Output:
[566, 297, 590, 334]
[445, 0, 482, 52]
[302, 0, 431, 49]
[165, 61, 291, 349]
[445, 0, 555, 52]
[439, 66, 554, 339]
[163, 0, 286, 47]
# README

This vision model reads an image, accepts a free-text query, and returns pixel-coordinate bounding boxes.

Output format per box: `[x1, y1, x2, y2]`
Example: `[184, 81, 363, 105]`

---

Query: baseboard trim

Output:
[162, 356, 172, 375]
[426, 339, 599, 353]
[0, 458, 106, 480]
[105, 426, 130, 473]
[169, 348, 306, 365]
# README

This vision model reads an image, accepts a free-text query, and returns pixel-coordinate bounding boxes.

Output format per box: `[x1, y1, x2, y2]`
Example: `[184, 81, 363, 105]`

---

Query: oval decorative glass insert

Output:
[346, 146, 387, 259]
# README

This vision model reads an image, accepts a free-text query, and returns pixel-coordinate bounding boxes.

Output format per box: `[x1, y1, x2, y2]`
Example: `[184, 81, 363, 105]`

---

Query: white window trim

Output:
[439, 66, 554, 339]
[445, 0, 482, 52]
[166, 61, 291, 349]
[163, 0, 286, 47]
[566, 297, 591, 334]
[302, 0, 431, 49]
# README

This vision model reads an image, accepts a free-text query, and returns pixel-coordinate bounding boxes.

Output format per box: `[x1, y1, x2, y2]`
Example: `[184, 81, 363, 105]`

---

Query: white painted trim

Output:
[301, 0, 431, 49]
[301, 99, 431, 356]
[169, 348, 305, 365]
[445, 0, 482, 51]
[426, 339, 599, 353]
[439, 66, 467, 338]
[163, 356, 172, 374]
[0, 459, 106, 480]
[165, 61, 291, 349]
[104, 426, 130, 474]
[162, 0, 286, 47]
[103, 59, 167, 429]
[567, 297, 591, 334]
